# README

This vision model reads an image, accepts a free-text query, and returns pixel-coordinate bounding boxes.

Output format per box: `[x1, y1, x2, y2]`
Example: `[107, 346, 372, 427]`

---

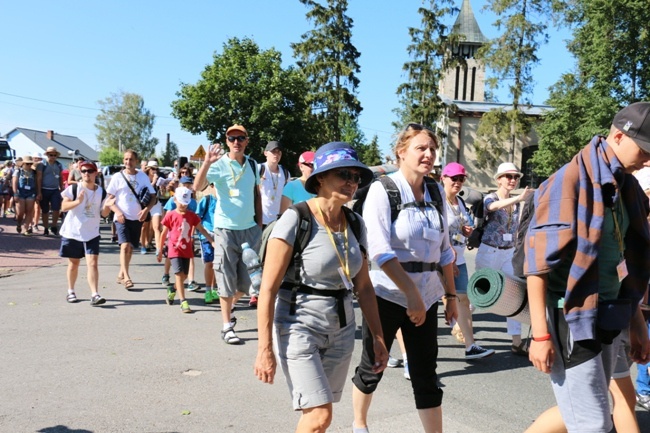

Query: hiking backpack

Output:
[352, 175, 445, 227]
[258, 163, 290, 186]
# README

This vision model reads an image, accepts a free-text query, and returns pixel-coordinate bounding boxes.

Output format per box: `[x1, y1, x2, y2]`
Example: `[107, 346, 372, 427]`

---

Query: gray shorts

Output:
[213, 225, 262, 298]
[548, 309, 620, 433]
[611, 329, 632, 379]
[273, 290, 355, 410]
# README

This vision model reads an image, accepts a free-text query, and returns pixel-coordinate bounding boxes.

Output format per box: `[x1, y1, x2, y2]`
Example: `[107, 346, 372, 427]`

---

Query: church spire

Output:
[452, 0, 488, 45]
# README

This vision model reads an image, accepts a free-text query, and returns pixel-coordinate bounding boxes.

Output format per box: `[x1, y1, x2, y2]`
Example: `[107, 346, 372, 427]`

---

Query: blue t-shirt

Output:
[282, 178, 315, 205]
[195, 194, 217, 240]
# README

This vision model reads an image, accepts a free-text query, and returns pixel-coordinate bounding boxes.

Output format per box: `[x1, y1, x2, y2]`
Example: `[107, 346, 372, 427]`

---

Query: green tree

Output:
[292, 0, 362, 142]
[360, 135, 384, 167]
[394, 0, 458, 131]
[171, 37, 314, 165]
[95, 91, 158, 159]
[476, 0, 555, 163]
[533, 0, 650, 175]
[97, 147, 123, 166]
[159, 140, 180, 167]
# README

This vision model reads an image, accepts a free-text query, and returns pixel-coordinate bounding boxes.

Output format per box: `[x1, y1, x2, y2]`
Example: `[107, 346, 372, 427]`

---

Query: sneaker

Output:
[50, 226, 58, 236]
[91, 294, 106, 306]
[166, 288, 176, 306]
[205, 290, 215, 304]
[221, 327, 241, 344]
[403, 360, 410, 380]
[465, 344, 495, 360]
[66, 292, 79, 303]
[43, 228, 50, 236]
[16, 224, 21, 234]
[211, 290, 220, 302]
[187, 281, 201, 292]
[387, 356, 403, 368]
[140, 247, 147, 255]
[180, 300, 192, 313]
[249, 295, 258, 308]
[24, 228, 32, 236]
[161, 274, 170, 287]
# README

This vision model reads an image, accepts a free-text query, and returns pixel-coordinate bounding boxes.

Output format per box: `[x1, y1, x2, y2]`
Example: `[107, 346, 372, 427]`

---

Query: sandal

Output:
[116, 276, 125, 285]
[511, 341, 529, 357]
[66, 292, 79, 303]
[221, 327, 241, 345]
[123, 279, 134, 290]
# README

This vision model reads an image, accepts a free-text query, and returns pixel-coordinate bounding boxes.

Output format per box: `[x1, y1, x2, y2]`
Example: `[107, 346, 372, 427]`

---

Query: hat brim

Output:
[304, 160, 374, 194]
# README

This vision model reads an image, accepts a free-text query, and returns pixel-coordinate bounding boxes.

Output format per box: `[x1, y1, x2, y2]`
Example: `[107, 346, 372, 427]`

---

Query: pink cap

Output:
[442, 162, 466, 177]
[299, 151, 315, 164]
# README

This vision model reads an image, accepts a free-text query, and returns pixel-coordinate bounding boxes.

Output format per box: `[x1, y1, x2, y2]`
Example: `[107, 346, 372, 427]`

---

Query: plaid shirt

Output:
[525, 136, 650, 341]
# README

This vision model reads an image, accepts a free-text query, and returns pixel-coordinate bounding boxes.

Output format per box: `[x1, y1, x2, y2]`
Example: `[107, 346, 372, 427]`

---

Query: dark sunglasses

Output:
[502, 174, 521, 181]
[81, 169, 96, 174]
[405, 123, 435, 133]
[301, 162, 314, 168]
[227, 136, 247, 143]
[449, 175, 466, 182]
[333, 169, 362, 184]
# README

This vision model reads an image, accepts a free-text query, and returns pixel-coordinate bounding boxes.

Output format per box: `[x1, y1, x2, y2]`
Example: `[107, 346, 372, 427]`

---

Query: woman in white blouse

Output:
[351, 124, 458, 433]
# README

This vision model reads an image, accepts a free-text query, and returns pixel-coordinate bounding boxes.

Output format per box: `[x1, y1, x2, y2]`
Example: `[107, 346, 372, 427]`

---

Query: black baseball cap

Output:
[265, 141, 282, 152]
[613, 102, 650, 152]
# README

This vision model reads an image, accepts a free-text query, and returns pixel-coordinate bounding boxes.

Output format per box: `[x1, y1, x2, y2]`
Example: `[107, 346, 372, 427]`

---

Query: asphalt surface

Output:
[1, 223, 649, 433]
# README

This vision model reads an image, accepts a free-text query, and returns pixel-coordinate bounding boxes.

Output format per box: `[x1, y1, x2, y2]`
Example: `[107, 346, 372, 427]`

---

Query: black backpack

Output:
[512, 192, 535, 278]
[71, 183, 107, 202]
[259, 163, 290, 186]
[352, 175, 444, 226]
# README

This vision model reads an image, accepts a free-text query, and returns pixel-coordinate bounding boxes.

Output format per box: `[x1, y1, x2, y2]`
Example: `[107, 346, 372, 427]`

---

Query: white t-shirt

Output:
[59, 184, 106, 242]
[259, 163, 289, 225]
[106, 170, 154, 221]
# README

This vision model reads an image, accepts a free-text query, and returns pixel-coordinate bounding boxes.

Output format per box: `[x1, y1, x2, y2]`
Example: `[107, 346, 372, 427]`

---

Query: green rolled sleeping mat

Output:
[467, 268, 530, 324]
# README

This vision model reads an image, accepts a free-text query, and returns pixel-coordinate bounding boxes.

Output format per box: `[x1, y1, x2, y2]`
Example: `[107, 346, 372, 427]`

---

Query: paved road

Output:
[1, 224, 648, 432]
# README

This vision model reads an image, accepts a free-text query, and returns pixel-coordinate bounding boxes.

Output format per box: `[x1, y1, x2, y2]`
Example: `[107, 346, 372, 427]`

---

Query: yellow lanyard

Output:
[611, 195, 625, 258]
[227, 158, 247, 188]
[317, 202, 350, 281]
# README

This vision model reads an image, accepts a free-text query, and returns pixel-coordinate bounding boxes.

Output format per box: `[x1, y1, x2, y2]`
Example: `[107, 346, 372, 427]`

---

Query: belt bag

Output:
[280, 284, 349, 328]
[400, 261, 440, 273]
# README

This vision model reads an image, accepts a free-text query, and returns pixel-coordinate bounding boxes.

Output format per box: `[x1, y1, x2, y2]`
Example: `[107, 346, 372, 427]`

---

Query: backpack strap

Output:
[72, 183, 106, 202]
[378, 176, 402, 223]
[341, 206, 366, 257]
[258, 163, 266, 179]
[281, 165, 290, 185]
[288, 201, 313, 315]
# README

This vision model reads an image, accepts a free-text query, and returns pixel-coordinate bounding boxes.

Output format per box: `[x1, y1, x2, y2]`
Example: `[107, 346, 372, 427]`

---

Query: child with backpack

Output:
[196, 185, 219, 304]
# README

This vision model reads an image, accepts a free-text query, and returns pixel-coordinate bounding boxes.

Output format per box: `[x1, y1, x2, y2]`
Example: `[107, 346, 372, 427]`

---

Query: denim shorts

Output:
[454, 263, 469, 295]
[40, 188, 62, 213]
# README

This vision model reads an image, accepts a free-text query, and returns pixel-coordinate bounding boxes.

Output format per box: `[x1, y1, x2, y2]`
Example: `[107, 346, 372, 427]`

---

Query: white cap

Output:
[174, 186, 192, 205]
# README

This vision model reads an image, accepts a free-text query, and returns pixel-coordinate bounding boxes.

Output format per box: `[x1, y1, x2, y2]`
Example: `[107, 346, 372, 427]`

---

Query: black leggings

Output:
[352, 296, 443, 409]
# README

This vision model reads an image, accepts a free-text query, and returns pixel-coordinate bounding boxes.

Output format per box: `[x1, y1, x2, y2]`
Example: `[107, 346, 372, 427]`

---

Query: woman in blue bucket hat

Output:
[255, 142, 388, 432]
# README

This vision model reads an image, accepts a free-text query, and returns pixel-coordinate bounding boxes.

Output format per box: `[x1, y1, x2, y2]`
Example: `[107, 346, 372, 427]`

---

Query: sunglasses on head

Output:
[448, 175, 466, 182]
[227, 136, 247, 143]
[333, 169, 362, 184]
[81, 169, 96, 174]
[301, 162, 313, 168]
[502, 173, 520, 181]
[404, 123, 435, 133]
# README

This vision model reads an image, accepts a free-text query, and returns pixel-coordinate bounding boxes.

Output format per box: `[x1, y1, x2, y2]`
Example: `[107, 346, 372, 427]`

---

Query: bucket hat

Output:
[305, 142, 373, 194]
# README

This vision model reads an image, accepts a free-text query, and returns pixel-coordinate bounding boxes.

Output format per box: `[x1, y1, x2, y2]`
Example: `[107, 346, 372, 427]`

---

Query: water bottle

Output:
[241, 242, 262, 296]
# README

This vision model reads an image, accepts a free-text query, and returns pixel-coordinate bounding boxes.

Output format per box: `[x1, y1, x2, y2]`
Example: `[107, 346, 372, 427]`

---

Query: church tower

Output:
[440, 0, 488, 102]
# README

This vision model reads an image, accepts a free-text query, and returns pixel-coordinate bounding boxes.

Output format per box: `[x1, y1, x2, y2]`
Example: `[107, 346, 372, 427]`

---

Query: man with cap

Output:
[525, 102, 650, 433]
[36, 146, 65, 236]
[279, 150, 316, 214]
[194, 124, 262, 344]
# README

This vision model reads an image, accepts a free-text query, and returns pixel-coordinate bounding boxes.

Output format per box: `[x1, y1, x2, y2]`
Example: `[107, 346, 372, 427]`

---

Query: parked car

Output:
[101, 165, 124, 186]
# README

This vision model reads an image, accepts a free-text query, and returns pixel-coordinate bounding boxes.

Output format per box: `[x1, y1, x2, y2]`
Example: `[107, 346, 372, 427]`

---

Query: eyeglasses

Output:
[301, 162, 313, 168]
[449, 175, 466, 183]
[24, 163, 33, 165]
[46, 153, 57, 157]
[81, 169, 96, 174]
[333, 169, 362, 184]
[502, 174, 521, 181]
[227, 136, 247, 143]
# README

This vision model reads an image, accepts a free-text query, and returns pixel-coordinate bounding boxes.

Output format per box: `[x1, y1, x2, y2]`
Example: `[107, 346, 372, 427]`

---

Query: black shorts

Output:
[59, 236, 101, 259]
[115, 219, 143, 248]
[170, 257, 190, 276]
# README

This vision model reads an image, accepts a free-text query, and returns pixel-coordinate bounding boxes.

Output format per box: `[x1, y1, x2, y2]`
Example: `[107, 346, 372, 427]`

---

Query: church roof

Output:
[452, 0, 488, 45]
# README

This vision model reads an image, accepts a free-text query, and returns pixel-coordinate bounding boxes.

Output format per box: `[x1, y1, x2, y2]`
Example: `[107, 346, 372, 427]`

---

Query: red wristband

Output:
[532, 333, 551, 342]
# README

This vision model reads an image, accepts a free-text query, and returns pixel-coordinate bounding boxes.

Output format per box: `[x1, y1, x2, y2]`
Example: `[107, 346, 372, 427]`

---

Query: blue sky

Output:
[0, 0, 573, 159]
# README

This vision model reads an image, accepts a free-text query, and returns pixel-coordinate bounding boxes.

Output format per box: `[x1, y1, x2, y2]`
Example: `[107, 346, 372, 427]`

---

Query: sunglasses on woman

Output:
[448, 175, 466, 183]
[333, 169, 362, 184]
[502, 174, 520, 181]
[301, 162, 313, 168]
